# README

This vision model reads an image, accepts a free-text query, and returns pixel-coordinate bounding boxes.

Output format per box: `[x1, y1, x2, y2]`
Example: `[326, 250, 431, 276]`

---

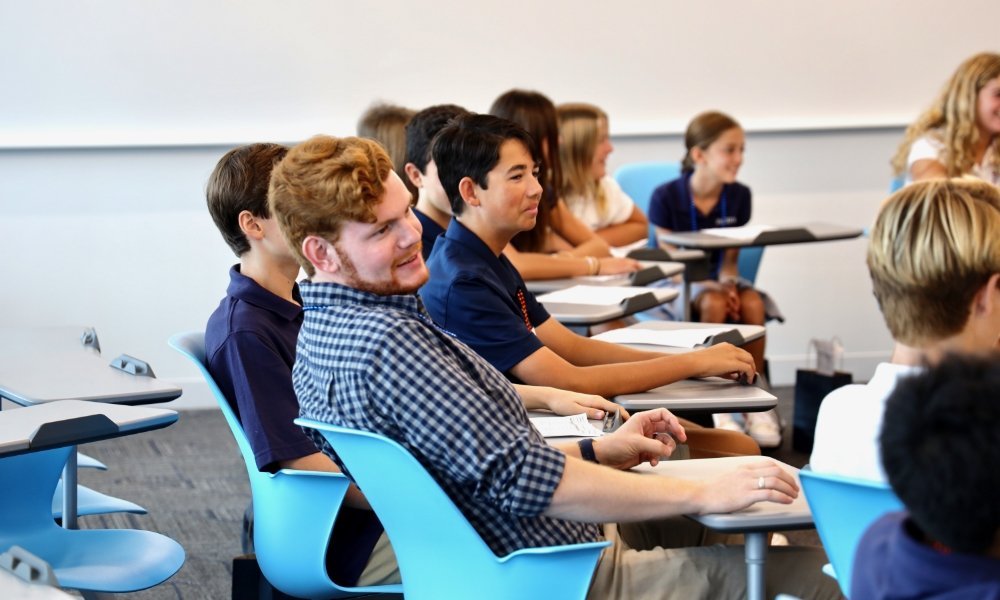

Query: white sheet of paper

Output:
[529, 413, 603, 438]
[592, 326, 734, 348]
[535, 285, 650, 306]
[700, 225, 776, 240]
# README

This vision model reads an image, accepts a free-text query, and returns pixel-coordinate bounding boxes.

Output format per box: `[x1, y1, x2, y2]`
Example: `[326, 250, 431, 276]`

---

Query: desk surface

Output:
[634, 455, 813, 532]
[659, 222, 863, 249]
[0, 400, 178, 457]
[527, 261, 685, 294]
[0, 326, 182, 406]
[614, 377, 776, 413]
[592, 321, 765, 355]
[540, 287, 679, 325]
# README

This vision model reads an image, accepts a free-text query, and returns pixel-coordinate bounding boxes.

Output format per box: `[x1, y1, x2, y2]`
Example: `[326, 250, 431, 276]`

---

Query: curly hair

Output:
[268, 135, 392, 276]
[892, 52, 1000, 178]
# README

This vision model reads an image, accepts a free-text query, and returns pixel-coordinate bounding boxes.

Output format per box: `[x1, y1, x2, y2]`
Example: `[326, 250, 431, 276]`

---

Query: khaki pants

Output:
[356, 532, 401, 586]
[587, 520, 840, 600]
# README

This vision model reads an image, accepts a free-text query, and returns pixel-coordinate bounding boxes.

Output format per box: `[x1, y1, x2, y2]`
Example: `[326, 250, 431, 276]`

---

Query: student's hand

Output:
[690, 343, 757, 381]
[595, 408, 686, 470]
[543, 388, 629, 421]
[693, 459, 799, 514]
[722, 281, 741, 321]
[598, 257, 642, 275]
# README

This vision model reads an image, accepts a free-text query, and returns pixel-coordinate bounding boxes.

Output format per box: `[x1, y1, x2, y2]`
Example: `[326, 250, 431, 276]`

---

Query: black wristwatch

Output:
[578, 438, 599, 463]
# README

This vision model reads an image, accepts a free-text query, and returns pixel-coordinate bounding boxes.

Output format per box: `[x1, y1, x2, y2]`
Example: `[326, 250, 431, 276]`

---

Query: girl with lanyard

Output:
[648, 111, 781, 447]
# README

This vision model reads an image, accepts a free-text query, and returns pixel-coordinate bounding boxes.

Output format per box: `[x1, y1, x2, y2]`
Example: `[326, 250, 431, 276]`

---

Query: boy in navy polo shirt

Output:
[403, 104, 470, 260]
[421, 115, 761, 457]
[204, 143, 397, 587]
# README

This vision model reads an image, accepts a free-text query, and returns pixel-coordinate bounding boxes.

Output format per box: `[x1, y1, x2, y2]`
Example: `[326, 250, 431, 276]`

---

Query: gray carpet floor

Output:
[72, 386, 819, 599]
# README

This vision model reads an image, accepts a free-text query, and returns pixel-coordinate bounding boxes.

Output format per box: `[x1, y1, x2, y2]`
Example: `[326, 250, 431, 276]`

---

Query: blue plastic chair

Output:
[799, 467, 904, 597]
[0, 445, 184, 594]
[613, 160, 682, 248]
[52, 479, 146, 520]
[169, 331, 402, 599]
[299, 418, 610, 600]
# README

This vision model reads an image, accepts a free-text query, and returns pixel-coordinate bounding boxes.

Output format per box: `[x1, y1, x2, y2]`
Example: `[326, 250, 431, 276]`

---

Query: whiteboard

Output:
[2, 0, 997, 148]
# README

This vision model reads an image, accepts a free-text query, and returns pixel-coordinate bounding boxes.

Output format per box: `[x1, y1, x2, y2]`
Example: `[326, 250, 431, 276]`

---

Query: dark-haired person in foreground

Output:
[852, 353, 1000, 598]
[269, 133, 837, 599]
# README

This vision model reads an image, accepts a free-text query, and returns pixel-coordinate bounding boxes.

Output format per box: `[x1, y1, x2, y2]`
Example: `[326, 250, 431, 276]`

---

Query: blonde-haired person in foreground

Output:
[810, 178, 1000, 481]
[892, 52, 1000, 185]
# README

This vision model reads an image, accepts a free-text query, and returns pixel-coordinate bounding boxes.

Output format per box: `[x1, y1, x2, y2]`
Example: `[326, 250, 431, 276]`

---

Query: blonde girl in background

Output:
[892, 52, 1000, 185]
[556, 102, 649, 247]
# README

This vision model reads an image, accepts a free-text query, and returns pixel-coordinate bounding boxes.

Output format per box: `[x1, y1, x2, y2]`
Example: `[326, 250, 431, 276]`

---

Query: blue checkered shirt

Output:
[294, 280, 601, 556]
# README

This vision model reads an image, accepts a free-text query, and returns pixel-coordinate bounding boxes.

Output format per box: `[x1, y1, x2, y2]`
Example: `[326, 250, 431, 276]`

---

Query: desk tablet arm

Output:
[627, 248, 711, 280]
[29, 414, 119, 450]
[0, 546, 59, 587]
[619, 292, 661, 315]
[627, 247, 672, 262]
[629, 266, 666, 287]
[752, 228, 816, 245]
[698, 329, 747, 347]
[109, 354, 156, 378]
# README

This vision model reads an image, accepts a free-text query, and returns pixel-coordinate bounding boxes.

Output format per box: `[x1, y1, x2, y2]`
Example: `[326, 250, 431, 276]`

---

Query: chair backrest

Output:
[300, 419, 607, 600]
[799, 467, 904, 597]
[168, 332, 396, 599]
[613, 161, 682, 247]
[737, 246, 765, 284]
[0, 446, 74, 535]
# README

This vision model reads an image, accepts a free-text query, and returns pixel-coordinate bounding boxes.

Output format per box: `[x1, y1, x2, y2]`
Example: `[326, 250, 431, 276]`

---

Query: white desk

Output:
[614, 377, 776, 413]
[658, 222, 863, 250]
[0, 327, 182, 406]
[526, 261, 685, 294]
[0, 326, 182, 528]
[635, 456, 814, 600]
[592, 321, 765, 355]
[538, 286, 679, 328]
[0, 400, 178, 458]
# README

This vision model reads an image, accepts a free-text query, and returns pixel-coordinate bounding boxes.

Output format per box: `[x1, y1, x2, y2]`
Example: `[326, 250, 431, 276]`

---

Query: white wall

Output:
[1, 1, 995, 407]
[0, 127, 898, 408]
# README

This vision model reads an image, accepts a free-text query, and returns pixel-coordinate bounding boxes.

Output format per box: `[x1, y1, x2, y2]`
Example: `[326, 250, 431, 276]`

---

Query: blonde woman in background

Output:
[557, 103, 649, 247]
[892, 52, 1000, 185]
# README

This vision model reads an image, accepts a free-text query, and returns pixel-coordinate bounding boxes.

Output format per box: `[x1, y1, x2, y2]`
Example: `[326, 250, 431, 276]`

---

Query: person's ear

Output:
[404, 163, 423, 189]
[690, 146, 706, 164]
[974, 273, 1000, 316]
[458, 177, 480, 209]
[301, 235, 340, 275]
[238, 210, 265, 241]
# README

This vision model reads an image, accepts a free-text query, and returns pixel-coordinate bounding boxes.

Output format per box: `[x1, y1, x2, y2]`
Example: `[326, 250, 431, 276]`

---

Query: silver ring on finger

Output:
[757, 476, 765, 490]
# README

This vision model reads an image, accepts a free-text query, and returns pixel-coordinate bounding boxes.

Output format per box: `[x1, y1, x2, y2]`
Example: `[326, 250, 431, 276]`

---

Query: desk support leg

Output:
[683, 278, 692, 322]
[745, 532, 766, 600]
[62, 446, 78, 529]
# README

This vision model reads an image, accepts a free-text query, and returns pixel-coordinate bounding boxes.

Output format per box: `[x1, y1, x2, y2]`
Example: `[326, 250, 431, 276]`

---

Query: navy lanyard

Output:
[685, 172, 727, 231]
